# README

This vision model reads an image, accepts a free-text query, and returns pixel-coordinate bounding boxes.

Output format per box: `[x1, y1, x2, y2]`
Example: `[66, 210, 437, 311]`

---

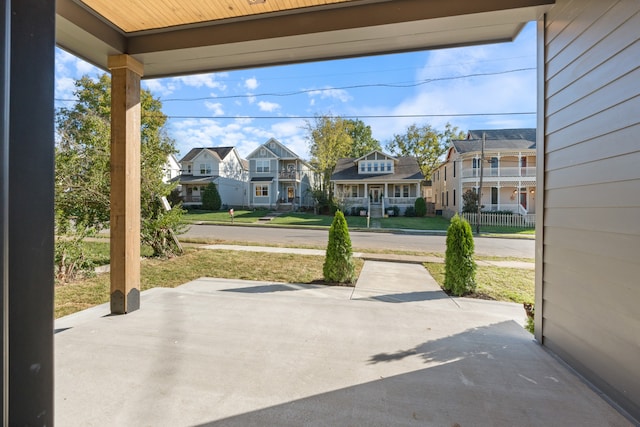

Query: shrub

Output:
[444, 214, 476, 296]
[404, 206, 416, 217]
[414, 197, 427, 217]
[323, 210, 355, 284]
[389, 205, 400, 217]
[201, 182, 222, 211]
[462, 189, 479, 213]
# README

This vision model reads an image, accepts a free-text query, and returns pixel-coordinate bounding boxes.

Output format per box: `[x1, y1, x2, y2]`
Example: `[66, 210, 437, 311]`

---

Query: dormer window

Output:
[359, 159, 394, 174]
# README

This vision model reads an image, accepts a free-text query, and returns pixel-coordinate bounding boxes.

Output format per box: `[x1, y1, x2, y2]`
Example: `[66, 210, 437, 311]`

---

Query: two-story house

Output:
[433, 128, 536, 217]
[174, 146, 249, 207]
[162, 154, 181, 184]
[246, 138, 316, 209]
[331, 150, 424, 217]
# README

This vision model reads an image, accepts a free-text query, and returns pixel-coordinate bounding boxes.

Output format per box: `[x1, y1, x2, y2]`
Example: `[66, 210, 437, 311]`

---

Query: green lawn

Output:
[182, 209, 266, 223]
[181, 208, 534, 235]
[424, 262, 534, 304]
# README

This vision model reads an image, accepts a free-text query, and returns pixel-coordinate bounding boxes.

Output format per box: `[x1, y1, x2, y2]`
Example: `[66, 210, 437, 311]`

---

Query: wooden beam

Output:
[108, 54, 143, 314]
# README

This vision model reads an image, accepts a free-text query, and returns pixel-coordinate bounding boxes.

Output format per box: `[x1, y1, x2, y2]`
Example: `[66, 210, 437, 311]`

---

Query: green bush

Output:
[444, 214, 476, 296]
[323, 210, 356, 284]
[414, 197, 427, 217]
[404, 206, 416, 217]
[202, 182, 222, 211]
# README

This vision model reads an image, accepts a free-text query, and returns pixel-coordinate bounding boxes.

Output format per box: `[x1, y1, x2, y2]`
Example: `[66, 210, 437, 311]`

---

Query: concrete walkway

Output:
[54, 260, 630, 426]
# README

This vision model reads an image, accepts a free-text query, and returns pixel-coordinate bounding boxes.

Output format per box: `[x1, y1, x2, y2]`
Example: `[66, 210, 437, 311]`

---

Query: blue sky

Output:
[55, 22, 537, 161]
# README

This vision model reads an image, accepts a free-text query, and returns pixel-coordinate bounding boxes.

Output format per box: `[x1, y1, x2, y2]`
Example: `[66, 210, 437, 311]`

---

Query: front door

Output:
[371, 188, 380, 203]
[520, 188, 527, 210]
[287, 186, 294, 202]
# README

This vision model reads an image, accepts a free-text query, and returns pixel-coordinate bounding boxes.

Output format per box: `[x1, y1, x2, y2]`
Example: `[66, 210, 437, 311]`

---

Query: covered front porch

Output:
[334, 182, 421, 217]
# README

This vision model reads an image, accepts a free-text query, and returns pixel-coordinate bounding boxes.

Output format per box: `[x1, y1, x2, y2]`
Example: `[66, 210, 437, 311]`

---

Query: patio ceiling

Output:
[56, 0, 554, 78]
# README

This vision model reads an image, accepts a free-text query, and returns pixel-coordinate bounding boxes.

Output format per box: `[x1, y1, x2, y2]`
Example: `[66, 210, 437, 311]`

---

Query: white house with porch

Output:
[331, 151, 424, 217]
[433, 128, 536, 217]
[246, 138, 316, 210]
[174, 146, 249, 207]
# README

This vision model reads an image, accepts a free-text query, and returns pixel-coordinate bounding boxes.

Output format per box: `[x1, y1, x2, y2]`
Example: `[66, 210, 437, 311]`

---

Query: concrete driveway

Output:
[55, 261, 630, 426]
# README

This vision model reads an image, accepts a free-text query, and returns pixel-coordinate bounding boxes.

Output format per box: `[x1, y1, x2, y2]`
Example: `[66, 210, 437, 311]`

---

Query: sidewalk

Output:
[201, 243, 535, 269]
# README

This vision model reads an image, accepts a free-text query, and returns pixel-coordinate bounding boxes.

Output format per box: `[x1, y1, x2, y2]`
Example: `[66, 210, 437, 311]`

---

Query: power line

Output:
[159, 68, 535, 102]
[144, 112, 536, 120]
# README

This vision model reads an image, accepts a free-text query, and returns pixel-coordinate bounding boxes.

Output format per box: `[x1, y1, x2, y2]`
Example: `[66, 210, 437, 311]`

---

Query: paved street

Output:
[180, 224, 535, 259]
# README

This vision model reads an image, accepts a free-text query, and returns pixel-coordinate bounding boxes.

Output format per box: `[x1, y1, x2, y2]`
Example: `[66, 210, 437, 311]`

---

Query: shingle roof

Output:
[179, 146, 236, 163]
[331, 157, 424, 181]
[467, 128, 536, 143]
[452, 139, 536, 154]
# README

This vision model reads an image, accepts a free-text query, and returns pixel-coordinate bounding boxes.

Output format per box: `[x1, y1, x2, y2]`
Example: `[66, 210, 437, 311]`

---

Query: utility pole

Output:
[476, 132, 485, 234]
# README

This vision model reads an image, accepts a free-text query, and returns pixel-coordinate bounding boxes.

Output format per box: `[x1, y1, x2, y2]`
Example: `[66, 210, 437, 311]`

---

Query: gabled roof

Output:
[179, 147, 235, 163]
[467, 128, 536, 143]
[353, 150, 397, 163]
[331, 157, 423, 182]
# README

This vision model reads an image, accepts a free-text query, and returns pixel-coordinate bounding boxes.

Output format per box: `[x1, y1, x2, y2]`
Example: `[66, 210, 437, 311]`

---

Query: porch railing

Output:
[278, 171, 300, 180]
[461, 212, 535, 228]
[461, 166, 536, 178]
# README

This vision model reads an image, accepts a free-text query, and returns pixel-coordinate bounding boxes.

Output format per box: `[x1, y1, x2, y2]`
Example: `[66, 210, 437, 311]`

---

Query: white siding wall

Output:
[539, 0, 640, 419]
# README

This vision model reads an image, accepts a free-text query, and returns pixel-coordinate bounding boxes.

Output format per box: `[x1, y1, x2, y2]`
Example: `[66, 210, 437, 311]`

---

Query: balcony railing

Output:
[461, 167, 536, 178]
[278, 171, 300, 180]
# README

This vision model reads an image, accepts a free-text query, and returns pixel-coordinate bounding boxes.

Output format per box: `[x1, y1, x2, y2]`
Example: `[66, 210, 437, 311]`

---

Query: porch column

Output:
[108, 55, 143, 314]
[4, 0, 55, 423]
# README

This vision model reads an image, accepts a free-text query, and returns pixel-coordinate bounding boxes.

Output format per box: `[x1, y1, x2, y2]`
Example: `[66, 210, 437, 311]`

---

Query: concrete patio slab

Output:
[55, 262, 631, 426]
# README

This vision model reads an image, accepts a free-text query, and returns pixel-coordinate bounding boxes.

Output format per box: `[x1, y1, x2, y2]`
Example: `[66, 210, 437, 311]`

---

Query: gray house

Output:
[246, 138, 316, 210]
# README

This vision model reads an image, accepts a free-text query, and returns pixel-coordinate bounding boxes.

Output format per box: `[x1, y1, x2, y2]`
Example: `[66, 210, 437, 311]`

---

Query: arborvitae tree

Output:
[444, 214, 476, 296]
[323, 210, 356, 284]
[202, 182, 222, 211]
[414, 197, 427, 217]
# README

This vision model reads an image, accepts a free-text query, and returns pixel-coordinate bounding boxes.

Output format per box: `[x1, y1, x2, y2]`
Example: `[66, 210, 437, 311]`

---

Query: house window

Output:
[187, 164, 192, 174]
[200, 163, 211, 174]
[444, 166, 447, 181]
[453, 161, 456, 177]
[403, 185, 409, 198]
[255, 185, 269, 197]
[256, 160, 270, 173]
[441, 192, 444, 205]
[490, 157, 498, 175]
[491, 187, 498, 206]
[360, 163, 365, 172]
[373, 162, 379, 172]
[453, 189, 456, 206]
[367, 163, 372, 172]
[351, 186, 358, 198]
[446, 191, 449, 206]
[386, 162, 392, 172]
[394, 185, 401, 197]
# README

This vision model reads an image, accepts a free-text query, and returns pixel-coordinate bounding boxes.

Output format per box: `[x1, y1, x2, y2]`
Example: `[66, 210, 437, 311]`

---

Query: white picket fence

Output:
[461, 212, 535, 228]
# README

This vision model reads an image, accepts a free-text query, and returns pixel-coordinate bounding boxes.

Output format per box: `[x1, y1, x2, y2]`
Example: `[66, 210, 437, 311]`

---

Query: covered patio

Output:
[2, 0, 639, 424]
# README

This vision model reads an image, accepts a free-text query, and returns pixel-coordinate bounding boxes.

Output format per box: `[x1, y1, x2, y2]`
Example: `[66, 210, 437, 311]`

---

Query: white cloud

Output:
[143, 79, 178, 97]
[257, 101, 281, 112]
[176, 73, 227, 91]
[204, 102, 225, 116]
[244, 77, 259, 90]
[307, 87, 352, 102]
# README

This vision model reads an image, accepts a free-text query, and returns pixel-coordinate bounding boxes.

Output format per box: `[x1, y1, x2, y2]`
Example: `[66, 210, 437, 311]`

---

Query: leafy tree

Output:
[202, 182, 222, 211]
[323, 210, 356, 284]
[386, 122, 465, 179]
[306, 115, 353, 199]
[444, 214, 476, 296]
[345, 118, 381, 157]
[414, 197, 427, 217]
[462, 189, 479, 213]
[56, 74, 184, 275]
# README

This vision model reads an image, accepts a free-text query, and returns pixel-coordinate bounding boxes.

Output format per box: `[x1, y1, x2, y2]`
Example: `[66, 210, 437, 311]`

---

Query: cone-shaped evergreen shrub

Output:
[202, 182, 221, 211]
[415, 197, 427, 217]
[444, 214, 476, 296]
[323, 210, 355, 284]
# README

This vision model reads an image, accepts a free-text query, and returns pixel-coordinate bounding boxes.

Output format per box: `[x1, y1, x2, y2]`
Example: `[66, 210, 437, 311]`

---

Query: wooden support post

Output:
[108, 55, 144, 314]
